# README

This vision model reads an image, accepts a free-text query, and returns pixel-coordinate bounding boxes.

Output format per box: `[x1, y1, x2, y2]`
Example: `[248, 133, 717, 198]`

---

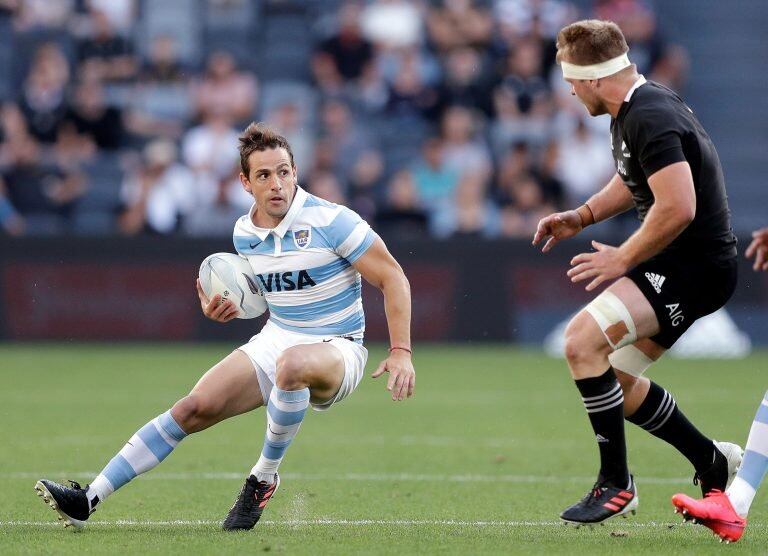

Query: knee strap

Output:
[585, 290, 638, 350]
[609, 345, 654, 377]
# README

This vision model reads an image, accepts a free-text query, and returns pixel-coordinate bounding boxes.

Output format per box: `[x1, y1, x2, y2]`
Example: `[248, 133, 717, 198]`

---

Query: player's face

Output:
[240, 147, 297, 222]
[567, 78, 608, 117]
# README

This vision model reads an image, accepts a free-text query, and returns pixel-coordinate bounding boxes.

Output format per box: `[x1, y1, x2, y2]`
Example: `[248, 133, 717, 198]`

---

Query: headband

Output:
[561, 52, 631, 80]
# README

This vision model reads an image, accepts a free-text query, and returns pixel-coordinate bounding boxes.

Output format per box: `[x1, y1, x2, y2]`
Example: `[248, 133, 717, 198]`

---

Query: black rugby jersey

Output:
[610, 78, 737, 261]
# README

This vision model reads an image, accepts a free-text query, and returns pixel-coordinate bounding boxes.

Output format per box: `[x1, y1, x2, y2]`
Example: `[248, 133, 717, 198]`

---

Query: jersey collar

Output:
[246, 185, 308, 240]
[624, 75, 647, 102]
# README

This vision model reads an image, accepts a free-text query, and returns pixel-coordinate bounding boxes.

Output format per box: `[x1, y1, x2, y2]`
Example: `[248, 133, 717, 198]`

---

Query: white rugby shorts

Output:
[238, 320, 368, 411]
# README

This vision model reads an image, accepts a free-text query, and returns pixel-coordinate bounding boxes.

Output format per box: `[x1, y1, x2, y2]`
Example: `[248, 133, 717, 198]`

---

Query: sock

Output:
[251, 387, 310, 483]
[727, 391, 768, 518]
[627, 381, 714, 471]
[575, 367, 630, 488]
[87, 410, 187, 508]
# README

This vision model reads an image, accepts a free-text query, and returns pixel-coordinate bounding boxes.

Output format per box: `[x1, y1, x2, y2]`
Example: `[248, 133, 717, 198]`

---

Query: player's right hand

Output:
[532, 210, 583, 252]
[196, 279, 240, 322]
[745, 227, 768, 272]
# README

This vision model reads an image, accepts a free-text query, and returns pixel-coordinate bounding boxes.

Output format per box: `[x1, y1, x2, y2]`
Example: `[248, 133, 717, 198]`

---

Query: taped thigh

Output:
[585, 290, 638, 350]
[608, 344, 654, 377]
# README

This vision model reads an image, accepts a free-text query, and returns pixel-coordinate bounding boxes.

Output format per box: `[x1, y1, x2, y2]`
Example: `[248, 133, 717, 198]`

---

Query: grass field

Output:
[1, 343, 767, 554]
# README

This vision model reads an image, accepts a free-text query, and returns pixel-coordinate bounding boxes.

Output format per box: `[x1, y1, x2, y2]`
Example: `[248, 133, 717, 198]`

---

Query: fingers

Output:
[390, 372, 406, 401]
[566, 262, 590, 278]
[591, 240, 606, 251]
[207, 295, 236, 321]
[542, 236, 558, 253]
[755, 247, 767, 272]
[407, 373, 415, 398]
[570, 267, 601, 283]
[196, 279, 209, 305]
[570, 252, 592, 266]
[532, 222, 549, 246]
[585, 275, 607, 292]
[745, 238, 758, 259]
[371, 361, 387, 378]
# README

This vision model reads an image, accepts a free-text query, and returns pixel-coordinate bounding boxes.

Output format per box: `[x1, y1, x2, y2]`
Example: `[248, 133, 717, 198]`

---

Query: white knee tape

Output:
[608, 345, 654, 377]
[584, 291, 637, 350]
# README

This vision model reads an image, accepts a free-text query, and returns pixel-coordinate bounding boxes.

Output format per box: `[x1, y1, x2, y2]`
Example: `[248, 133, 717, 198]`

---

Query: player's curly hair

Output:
[238, 122, 295, 175]
[556, 19, 629, 66]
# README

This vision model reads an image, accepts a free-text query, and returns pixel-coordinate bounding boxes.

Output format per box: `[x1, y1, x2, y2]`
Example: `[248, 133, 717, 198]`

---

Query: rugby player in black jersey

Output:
[532, 19, 742, 525]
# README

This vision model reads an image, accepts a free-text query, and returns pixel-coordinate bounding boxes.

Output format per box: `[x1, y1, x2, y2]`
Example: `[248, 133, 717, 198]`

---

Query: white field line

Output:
[2, 471, 692, 485]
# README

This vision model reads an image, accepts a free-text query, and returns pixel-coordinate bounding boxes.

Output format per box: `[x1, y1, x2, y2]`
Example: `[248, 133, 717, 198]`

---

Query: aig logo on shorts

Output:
[666, 303, 684, 327]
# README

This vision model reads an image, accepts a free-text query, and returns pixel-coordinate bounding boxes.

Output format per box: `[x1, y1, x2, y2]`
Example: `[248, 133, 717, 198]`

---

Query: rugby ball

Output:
[198, 252, 267, 319]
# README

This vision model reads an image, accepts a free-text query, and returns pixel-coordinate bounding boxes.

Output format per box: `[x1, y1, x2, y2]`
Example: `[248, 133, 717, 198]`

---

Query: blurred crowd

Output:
[0, 0, 688, 239]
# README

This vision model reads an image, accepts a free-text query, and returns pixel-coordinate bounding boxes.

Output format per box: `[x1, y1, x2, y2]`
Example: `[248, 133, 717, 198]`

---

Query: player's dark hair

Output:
[238, 122, 295, 175]
[556, 19, 629, 66]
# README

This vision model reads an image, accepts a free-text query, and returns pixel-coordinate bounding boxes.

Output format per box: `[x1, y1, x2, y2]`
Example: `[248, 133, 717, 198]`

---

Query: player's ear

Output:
[239, 172, 252, 194]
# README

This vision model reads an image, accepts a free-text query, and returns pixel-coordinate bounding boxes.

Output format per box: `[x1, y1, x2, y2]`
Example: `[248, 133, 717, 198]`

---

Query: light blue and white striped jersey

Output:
[233, 186, 378, 341]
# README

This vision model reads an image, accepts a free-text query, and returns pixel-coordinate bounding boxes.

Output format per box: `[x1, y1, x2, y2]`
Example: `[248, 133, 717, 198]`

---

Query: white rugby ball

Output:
[198, 252, 267, 319]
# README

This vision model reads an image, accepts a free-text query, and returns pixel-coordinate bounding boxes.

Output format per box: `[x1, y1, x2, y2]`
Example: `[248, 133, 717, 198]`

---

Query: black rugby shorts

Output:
[626, 252, 738, 349]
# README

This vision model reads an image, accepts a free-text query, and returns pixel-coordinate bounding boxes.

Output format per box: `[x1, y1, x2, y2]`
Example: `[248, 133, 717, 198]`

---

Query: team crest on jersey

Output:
[293, 228, 311, 249]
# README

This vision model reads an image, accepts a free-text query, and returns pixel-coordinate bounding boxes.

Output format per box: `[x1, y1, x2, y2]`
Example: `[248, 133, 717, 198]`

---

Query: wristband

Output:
[389, 346, 412, 355]
[576, 203, 595, 227]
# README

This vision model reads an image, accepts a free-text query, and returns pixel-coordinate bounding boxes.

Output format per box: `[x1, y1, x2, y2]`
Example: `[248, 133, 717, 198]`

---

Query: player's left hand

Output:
[568, 241, 629, 291]
[745, 227, 768, 272]
[371, 350, 415, 401]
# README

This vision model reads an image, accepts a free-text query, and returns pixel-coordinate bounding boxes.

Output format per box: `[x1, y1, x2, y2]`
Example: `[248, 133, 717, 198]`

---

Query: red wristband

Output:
[389, 346, 412, 355]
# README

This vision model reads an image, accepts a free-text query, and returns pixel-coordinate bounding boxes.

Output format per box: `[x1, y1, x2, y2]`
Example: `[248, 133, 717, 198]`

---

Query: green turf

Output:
[1, 343, 767, 554]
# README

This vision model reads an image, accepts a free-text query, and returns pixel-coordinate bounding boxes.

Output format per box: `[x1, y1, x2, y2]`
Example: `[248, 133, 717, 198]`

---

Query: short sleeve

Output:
[325, 206, 379, 262]
[624, 106, 687, 178]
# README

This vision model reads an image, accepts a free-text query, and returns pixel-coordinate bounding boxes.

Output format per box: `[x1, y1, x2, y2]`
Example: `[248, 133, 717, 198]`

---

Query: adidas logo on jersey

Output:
[645, 272, 666, 294]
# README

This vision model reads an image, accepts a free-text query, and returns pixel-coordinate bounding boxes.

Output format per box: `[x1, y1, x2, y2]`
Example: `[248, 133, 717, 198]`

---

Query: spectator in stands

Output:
[375, 169, 428, 238]
[124, 36, 191, 142]
[431, 173, 499, 238]
[118, 139, 194, 235]
[494, 0, 577, 41]
[410, 136, 460, 206]
[426, 0, 494, 52]
[347, 149, 384, 223]
[307, 170, 347, 205]
[65, 78, 124, 150]
[554, 119, 615, 204]
[498, 173, 554, 238]
[385, 49, 439, 121]
[140, 35, 187, 86]
[440, 105, 492, 183]
[77, 8, 138, 83]
[14, 0, 74, 30]
[360, 0, 423, 51]
[319, 99, 374, 182]
[18, 42, 70, 143]
[435, 46, 494, 118]
[192, 50, 257, 124]
[315, 2, 373, 84]
[0, 133, 86, 229]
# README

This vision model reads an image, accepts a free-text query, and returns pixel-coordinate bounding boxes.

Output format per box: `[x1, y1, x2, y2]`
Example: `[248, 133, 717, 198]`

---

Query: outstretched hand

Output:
[567, 241, 629, 292]
[371, 350, 415, 401]
[745, 227, 768, 272]
[532, 210, 583, 252]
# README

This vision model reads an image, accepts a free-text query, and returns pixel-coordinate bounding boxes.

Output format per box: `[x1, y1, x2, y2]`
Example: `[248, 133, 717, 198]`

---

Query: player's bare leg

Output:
[35, 350, 264, 529]
[614, 340, 742, 494]
[223, 343, 345, 531]
[560, 278, 658, 525]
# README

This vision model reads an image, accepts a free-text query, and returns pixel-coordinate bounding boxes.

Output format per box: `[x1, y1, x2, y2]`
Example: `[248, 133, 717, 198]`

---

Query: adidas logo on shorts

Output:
[645, 272, 666, 294]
